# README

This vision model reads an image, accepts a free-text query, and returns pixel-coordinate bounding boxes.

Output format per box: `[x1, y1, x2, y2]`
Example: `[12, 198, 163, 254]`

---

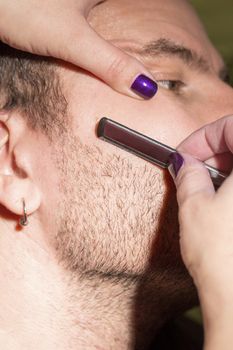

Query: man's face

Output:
[44, 0, 233, 278]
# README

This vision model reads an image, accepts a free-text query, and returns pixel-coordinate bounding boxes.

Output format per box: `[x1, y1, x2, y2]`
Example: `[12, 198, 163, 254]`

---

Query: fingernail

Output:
[131, 74, 158, 99]
[168, 152, 184, 178]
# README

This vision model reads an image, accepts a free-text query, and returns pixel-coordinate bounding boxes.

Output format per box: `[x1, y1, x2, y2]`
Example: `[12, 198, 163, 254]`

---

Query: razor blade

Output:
[97, 117, 228, 188]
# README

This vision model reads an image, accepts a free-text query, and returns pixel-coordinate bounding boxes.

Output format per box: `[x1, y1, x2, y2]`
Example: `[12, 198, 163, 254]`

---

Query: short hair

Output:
[0, 42, 67, 137]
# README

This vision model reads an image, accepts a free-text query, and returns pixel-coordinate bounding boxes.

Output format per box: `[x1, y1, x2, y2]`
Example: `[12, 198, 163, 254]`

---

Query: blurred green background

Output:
[185, 0, 233, 325]
[191, 0, 233, 83]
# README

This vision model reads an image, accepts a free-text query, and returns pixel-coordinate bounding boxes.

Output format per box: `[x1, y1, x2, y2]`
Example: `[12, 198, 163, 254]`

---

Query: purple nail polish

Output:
[169, 152, 184, 177]
[131, 74, 158, 99]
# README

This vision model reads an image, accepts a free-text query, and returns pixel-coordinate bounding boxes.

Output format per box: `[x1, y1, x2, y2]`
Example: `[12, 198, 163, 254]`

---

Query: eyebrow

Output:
[128, 38, 228, 79]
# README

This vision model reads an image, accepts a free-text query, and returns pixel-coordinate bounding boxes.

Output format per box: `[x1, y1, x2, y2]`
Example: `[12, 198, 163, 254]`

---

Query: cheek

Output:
[96, 92, 201, 150]
[67, 70, 200, 150]
[146, 94, 203, 147]
[66, 74, 207, 200]
[52, 134, 180, 276]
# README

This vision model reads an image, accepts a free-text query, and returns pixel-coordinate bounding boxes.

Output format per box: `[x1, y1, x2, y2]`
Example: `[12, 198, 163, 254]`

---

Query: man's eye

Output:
[157, 80, 184, 92]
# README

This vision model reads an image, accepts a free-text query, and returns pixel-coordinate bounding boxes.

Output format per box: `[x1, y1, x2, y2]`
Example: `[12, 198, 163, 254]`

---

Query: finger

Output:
[178, 115, 233, 161]
[216, 168, 233, 202]
[0, 2, 158, 100]
[203, 152, 233, 173]
[62, 18, 158, 99]
[168, 152, 215, 207]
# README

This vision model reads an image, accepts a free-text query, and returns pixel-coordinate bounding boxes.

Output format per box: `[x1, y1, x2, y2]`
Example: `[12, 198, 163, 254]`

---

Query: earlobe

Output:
[0, 115, 41, 222]
[0, 173, 41, 216]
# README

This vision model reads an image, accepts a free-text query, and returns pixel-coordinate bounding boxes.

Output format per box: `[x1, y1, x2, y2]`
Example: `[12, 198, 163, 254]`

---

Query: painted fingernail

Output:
[168, 152, 184, 178]
[131, 74, 158, 99]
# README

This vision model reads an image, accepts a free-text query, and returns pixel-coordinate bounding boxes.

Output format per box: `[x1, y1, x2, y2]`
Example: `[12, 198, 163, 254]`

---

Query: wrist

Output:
[203, 310, 233, 350]
[196, 275, 233, 350]
[200, 290, 233, 350]
[193, 260, 233, 298]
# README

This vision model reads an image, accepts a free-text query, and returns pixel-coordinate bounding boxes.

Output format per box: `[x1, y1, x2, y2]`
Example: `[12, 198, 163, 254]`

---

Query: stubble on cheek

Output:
[52, 134, 178, 279]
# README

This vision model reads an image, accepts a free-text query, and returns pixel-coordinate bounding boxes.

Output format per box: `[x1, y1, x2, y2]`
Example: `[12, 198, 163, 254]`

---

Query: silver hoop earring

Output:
[19, 198, 28, 227]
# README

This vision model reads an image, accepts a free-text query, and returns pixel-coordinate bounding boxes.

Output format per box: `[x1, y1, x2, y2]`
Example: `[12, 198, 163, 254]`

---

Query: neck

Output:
[0, 224, 195, 350]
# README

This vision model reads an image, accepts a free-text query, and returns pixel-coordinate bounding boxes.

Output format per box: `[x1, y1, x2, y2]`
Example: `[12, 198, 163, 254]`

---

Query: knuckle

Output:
[178, 165, 200, 184]
[179, 194, 205, 219]
[106, 54, 133, 82]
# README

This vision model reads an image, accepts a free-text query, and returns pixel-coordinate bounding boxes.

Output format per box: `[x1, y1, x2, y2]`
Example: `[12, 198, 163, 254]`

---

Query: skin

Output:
[0, 0, 155, 99]
[172, 116, 233, 350]
[0, 0, 233, 349]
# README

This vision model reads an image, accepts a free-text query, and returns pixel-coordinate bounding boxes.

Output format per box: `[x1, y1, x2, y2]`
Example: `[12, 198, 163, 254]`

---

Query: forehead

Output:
[89, 0, 223, 70]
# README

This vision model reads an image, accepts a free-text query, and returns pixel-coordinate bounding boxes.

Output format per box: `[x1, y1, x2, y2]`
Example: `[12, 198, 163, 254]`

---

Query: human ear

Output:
[0, 112, 41, 222]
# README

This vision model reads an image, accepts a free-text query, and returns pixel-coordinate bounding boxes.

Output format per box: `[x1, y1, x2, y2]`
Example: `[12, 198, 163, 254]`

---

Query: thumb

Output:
[0, 0, 158, 100]
[59, 17, 158, 100]
[168, 152, 215, 206]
